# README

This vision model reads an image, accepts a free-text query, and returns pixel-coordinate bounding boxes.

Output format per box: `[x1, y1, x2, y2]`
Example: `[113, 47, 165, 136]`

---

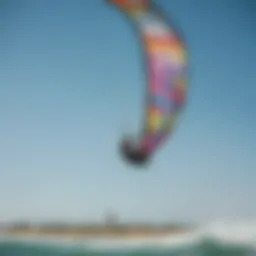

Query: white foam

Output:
[196, 219, 256, 247]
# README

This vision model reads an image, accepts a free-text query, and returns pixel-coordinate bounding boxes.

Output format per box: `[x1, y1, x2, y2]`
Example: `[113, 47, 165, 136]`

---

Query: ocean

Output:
[0, 221, 255, 256]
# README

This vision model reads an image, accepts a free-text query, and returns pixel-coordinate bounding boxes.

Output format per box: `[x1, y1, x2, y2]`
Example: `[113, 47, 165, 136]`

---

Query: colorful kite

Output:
[107, 0, 188, 166]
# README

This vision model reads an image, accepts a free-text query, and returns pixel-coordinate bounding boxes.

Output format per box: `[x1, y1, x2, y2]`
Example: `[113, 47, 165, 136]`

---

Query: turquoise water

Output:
[1, 221, 255, 256]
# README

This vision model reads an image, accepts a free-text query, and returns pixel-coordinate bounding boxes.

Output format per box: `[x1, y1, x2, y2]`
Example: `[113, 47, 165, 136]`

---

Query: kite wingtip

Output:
[120, 139, 150, 168]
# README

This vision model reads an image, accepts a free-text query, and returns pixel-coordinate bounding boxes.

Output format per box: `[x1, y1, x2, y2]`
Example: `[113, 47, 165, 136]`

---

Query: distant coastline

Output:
[0, 222, 194, 238]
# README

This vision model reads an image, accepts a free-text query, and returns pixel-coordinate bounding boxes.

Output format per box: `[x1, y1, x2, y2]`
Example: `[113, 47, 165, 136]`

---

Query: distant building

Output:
[9, 221, 31, 230]
[104, 211, 119, 226]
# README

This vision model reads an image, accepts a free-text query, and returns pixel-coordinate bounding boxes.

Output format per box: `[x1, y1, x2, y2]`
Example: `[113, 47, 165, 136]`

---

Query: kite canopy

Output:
[107, 0, 188, 167]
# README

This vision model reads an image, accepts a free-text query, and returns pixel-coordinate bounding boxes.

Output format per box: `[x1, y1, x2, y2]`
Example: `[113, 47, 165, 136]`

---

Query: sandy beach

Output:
[0, 224, 192, 239]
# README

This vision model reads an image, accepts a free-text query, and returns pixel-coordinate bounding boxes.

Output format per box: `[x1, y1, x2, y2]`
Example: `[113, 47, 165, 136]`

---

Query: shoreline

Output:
[0, 225, 193, 239]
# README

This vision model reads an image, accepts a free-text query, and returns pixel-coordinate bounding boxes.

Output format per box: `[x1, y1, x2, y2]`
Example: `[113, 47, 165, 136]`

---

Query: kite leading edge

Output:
[107, 0, 188, 167]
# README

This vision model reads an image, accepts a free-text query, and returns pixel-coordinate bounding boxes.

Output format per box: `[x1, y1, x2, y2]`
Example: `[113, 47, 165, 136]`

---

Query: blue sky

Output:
[0, 0, 255, 224]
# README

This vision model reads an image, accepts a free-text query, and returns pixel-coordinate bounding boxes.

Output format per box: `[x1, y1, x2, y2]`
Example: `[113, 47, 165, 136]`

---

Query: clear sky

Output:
[0, 0, 255, 224]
